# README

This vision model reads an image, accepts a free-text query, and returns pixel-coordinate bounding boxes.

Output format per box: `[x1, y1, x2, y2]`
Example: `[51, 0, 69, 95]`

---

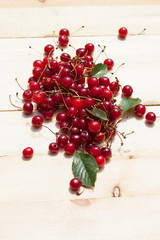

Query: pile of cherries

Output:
[21, 28, 156, 192]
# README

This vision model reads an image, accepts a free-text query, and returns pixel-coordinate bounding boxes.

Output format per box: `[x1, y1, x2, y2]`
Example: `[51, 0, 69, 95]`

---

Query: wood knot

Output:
[112, 185, 121, 197]
[39, 0, 45, 2]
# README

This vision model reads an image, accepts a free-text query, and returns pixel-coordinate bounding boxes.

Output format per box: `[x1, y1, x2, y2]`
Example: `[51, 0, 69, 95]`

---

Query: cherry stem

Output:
[42, 124, 57, 135]
[94, 46, 106, 63]
[76, 187, 85, 196]
[9, 95, 22, 110]
[29, 46, 42, 58]
[15, 78, 24, 91]
[109, 63, 125, 79]
[55, 81, 68, 109]
[0, 109, 22, 112]
[71, 26, 84, 35]
[129, 28, 146, 36]
[16, 92, 23, 101]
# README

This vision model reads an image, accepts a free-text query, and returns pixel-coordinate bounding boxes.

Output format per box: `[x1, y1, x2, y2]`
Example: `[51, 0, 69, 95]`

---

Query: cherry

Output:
[28, 76, 37, 83]
[59, 28, 70, 36]
[71, 127, 80, 135]
[99, 76, 110, 87]
[49, 142, 59, 153]
[145, 112, 156, 124]
[60, 121, 69, 133]
[104, 58, 114, 70]
[88, 77, 99, 89]
[61, 76, 73, 88]
[44, 44, 54, 55]
[110, 106, 122, 121]
[29, 81, 40, 91]
[32, 115, 43, 128]
[76, 48, 86, 57]
[23, 89, 33, 101]
[57, 134, 69, 148]
[78, 118, 88, 130]
[90, 146, 101, 157]
[22, 147, 33, 158]
[32, 67, 43, 79]
[85, 55, 93, 62]
[58, 35, 69, 47]
[64, 96, 73, 107]
[70, 134, 81, 146]
[60, 53, 71, 62]
[43, 97, 55, 108]
[41, 108, 54, 120]
[135, 104, 146, 117]
[75, 64, 84, 75]
[72, 98, 84, 109]
[101, 147, 112, 159]
[101, 88, 113, 100]
[33, 60, 44, 69]
[67, 106, 78, 118]
[99, 100, 112, 112]
[69, 178, 81, 191]
[118, 27, 128, 38]
[43, 56, 53, 65]
[86, 143, 94, 153]
[95, 155, 106, 168]
[109, 81, 120, 95]
[49, 59, 58, 69]
[94, 132, 105, 143]
[85, 43, 94, 55]
[78, 88, 90, 96]
[64, 142, 76, 155]
[54, 92, 63, 104]
[90, 86, 102, 98]
[78, 108, 87, 117]
[88, 121, 101, 134]
[56, 112, 68, 123]
[32, 92, 44, 104]
[23, 102, 33, 115]
[80, 130, 91, 143]
[122, 85, 133, 97]
[83, 97, 95, 109]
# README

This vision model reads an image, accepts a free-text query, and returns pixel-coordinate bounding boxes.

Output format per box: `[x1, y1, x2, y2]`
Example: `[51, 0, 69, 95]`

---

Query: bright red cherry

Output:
[135, 104, 146, 117]
[58, 35, 69, 47]
[145, 112, 156, 124]
[23, 89, 33, 101]
[60, 53, 71, 62]
[57, 134, 69, 148]
[88, 77, 99, 89]
[104, 58, 114, 70]
[95, 155, 106, 168]
[110, 106, 122, 121]
[75, 64, 84, 75]
[88, 121, 101, 134]
[32, 67, 43, 79]
[32, 115, 43, 128]
[22, 147, 33, 159]
[109, 81, 120, 95]
[83, 97, 95, 109]
[32, 92, 44, 104]
[85, 43, 95, 55]
[61, 76, 73, 88]
[44, 44, 54, 55]
[49, 142, 59, 154]
[90, 146, 101, 157]
[122, 85, 133, 97]
[56, 112, 68, 123]
[23, 102, 33, 115]
[72, 98, 84, 109]
[59, 28, 70, 36]
[69, 178, 81, 191]
[29, 81, 40, 91]
[33, 60, 44, 69]
[99, 76, 110, 87]
[118, 27, 128, 38]
[101, 147, 112, 159]
[64, 142, 76, 155]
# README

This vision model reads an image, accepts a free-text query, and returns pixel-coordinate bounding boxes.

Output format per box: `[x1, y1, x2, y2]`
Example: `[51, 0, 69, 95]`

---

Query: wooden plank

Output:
[0, 5, 160, 38]
[0, 36, 159, 106]
[0, 0, 160, 8]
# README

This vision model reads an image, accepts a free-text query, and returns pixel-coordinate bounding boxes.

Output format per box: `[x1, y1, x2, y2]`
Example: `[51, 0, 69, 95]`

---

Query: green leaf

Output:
[91, 63, 107, 78]
[86, 108, 108, 121]
[120, 97, 141, 115]
[72, 152, 99, 187]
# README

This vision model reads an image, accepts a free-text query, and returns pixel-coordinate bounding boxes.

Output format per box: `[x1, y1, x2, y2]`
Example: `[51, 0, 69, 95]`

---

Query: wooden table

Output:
[0, 1, 160, 239]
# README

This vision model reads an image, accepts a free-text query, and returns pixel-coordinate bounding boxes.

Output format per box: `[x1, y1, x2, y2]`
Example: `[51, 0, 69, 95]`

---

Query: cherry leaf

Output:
[86, 108, 108, 121]
[72, 152, 99, 187]
[120, 97, 141, 115]
[91, 63, 107, 78]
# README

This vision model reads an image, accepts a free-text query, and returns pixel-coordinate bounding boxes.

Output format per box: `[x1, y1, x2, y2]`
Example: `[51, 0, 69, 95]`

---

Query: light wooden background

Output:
[0, 1, 160, 239]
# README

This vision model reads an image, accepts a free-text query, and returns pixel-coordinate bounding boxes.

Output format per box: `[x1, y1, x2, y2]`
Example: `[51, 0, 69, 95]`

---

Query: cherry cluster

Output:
[21, 28, 156, 192]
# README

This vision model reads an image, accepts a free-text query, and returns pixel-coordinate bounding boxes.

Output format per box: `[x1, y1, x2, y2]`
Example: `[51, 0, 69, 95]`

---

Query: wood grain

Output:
[0, 5, 160, 38]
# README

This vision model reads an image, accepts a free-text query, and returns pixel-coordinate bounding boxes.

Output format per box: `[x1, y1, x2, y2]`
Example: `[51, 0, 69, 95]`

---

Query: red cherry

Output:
[88, 121, 101, 134]
[70, 178, 81, 191]
[90, 146, 101, 157]
[59, 28, 70, 36]
[32, 115, 43, 128]
[118, 27, 128, 38]
[72, 98, 84, 109]
[58, 35, 69, 47]
[49, 142, 59, 154]
[22, 147, 33, 158]
[95, 155, 106, 168]
[23, 102, 33, 115]
[85, 43, 95, 55]
[135, 104, 146, 117]
[44, 44, 54, 55]
[57, 134, 69, 148]
[104, 58, 114, 70]
[145, 112, 156, 124]
[122, 85, 133, 97]
[64, 142, 76, 155]
[23, 89, 33, 101]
